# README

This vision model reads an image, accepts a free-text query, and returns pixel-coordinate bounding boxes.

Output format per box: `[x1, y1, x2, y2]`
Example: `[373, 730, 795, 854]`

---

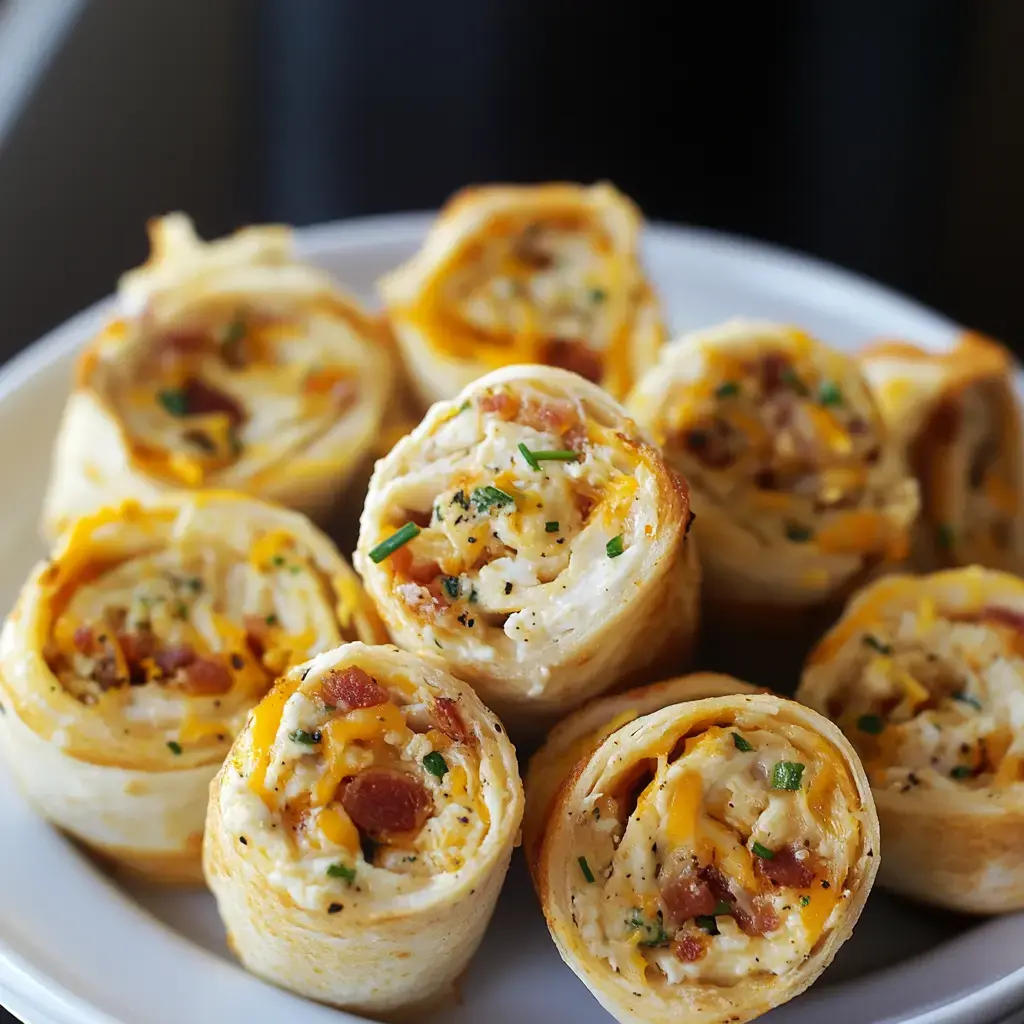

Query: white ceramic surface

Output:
[0, 214, 1022, 1024]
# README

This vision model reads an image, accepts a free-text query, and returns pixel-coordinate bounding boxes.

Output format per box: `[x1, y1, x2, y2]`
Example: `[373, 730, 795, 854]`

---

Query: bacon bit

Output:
[733, 897, 780, 937]
[660, 862, 718, 924]
[517, 397, 580, 436]
[181, 377, 245, 425]
[433, 696, 470, 743]
[672, 934, 707, 962]
[243, 614, 269, 660]
[699, 864, 734, 905]
[541, 338, 603, 384]
[321, 666, 387, 711]
[513, 229, 554, 269]
[563, 422, 588, 453]
[92, 656, 123, 689]
[181, 657, 234, 695]
[163, 330, 208, 355]
[118, 629, 156, 666]
[759, 353, 788, 394]
[72, 626, 96, 655]
[928, 398, 961, 446]
[154, 644, 196, 675]
[479, 390, 521, 420]
[976, 606, 1024, 634]
[340, 769, 432, 837]
[683, 419, 736, 470]
[280, 799, 311, 836]
[754, 844, 816, 889]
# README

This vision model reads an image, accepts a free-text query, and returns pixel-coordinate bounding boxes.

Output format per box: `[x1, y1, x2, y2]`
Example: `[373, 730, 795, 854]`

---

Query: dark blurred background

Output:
[1, 0, 1022, 363]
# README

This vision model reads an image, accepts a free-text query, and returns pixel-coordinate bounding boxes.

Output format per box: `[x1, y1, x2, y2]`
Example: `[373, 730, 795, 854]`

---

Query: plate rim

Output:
[0, 212, 1020, 1024]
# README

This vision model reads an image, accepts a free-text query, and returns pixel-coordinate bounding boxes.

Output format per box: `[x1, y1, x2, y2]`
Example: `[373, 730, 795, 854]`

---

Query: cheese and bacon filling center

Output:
[410, 207, 647, 389]
[229, 660, 490, 908]
[569, 716, 861, 988]
[44, 524, 343, 753]
[102, 303, 367, 487]
[810, 585, 1024, 791]
[655, 329, 903, 556]
[366, 382, 672, 662]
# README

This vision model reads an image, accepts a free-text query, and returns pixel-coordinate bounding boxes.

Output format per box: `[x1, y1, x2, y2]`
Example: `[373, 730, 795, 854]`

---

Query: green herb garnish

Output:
[695, 915, 719, 935]
[953, 691, 983, 711]
[712, 900, 731, 915]
[715, 381, 740, 399]
[327, 862, 356, 884]
[771, 761, 805, 790]
[186, 577, 203, 593]
[441, 576, 461, 600]
[546, 521, 560, 533]
[937, 524, 955, 550]
[458, 400, 471, 413]
[578, 856, 595, 883]
[781, 368, 809, 395]
[518, 442, 540, 471]
[800, 895, 811, 907]
[222, 319, 247, 346]
[157, 387, 189, 417]
[606, 535, 625, 558]
[368, 522, 421, 563]
[589, 287, 607, 303]
[519, 443, 579, 470]
[818, 381, 843, 406]
[423, 751, 449, 778]
[752, 842, 775, 860]
[290, 729, 322, 746]
[863, 634, 892, 655]
[785, 523, 814, 543]
[732, 732, 753, 752]
[951, 765, 974, 779]
[167, 741, 182, 755]
[265, 613, 279, 627]
[628, 911, 670, 947]
[471, 485, 516, 512]
[857, 714, 884, 735]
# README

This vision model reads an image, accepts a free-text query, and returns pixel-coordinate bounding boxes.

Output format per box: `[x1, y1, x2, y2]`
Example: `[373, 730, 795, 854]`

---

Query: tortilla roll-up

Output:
[628, 319, 918, 680]
[203, 642, 523, 1019]
[524, 672, 761, 873]
[355, 364, 700, 730]
[378, 182, 666, 407]
[860, 333, 1024, 573]
[534, 693, 878, 1024]
[0, 493, 384, 884]
[42, 213, 394, 538]
[798, 566, 1024, 912]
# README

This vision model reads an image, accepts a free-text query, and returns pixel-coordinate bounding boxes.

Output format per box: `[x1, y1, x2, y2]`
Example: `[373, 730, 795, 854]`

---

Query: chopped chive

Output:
[818, 381, 843, 406]
[157, 387, 189, 417]
[857, 714, 884, 735]
[441, 575, 461, 600]
[800, 895, 811, 907]
[186, 577, 203, 593]
[546, 521, 560, 533]
[518, 442, 540, 470]
[950, 765, 974, 779]
[578, 856, 595, 883]
[368, 522, 421, 563]
[469, 587, 478, 604]
[695, 914, 719, 936]
[458, 400, 471, 413]
[937, 524, 955, 550]
[953, 691, 983, 711]
[781, 368, 809, 395]
[222, 319, 247, 346]
[712, 900, 732, 915]
[434, 504, 443, 523]
[532, 450, 579, 463]
[327, 862, 356, 883]
[471, 485, 516, 512]
[785, 523, 814, 543]
[606, 535, 625, 558]
[589, 287, 607, 303]
[732, 732, 753, 752]
[265, 613, 279, 627]
[863, 634, 892, 655]
[167, 740, 182, 755]
[272, 554, 286, 566]
[715, 381, 740, 399]
[423, 751, 448, 778]
[289, 729, 321, 745]
[771, 761, 805, 790]
[752, 841, 775, 860]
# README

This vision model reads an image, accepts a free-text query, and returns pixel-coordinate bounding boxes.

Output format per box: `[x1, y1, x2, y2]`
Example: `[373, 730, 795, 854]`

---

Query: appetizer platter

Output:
[2, 192, 1024, 1024]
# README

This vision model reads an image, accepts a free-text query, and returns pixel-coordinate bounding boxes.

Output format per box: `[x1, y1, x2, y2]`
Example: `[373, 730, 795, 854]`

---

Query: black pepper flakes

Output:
[504, 581, 513, 595]
[327, 903, 343, 914]
[238, 836, 248, 845]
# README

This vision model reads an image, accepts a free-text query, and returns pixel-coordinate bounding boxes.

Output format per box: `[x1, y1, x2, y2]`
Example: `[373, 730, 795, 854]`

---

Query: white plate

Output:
[0, 214, 1021, 1024]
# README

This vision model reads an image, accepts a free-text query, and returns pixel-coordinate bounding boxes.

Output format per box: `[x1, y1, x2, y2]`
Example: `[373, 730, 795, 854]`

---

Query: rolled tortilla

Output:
[798, 566, 1024, 912]
[860, 332, 1024, 573]
[0, 493, 385, 883]
[42, 213, 394, 538]
[628, 319, 918, 679]
[524, 672, 761, 872]
[203, 642, 523, 1019]
[379, 182, 666, 407]
[355, 364, 700, 729]
[534, 693, 878, 1024]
